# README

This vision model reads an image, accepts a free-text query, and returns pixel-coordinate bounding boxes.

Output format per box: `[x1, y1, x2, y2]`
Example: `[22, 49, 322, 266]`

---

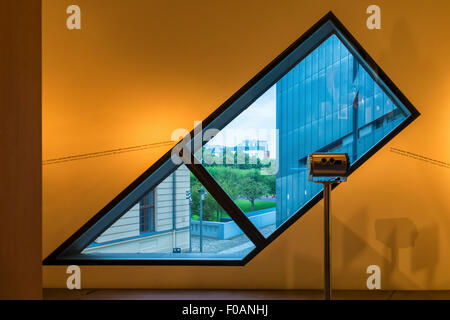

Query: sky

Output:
[206, 84, 278, 158]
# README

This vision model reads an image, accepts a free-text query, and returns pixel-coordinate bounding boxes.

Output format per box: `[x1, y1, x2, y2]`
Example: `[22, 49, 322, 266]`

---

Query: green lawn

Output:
[191, 200, 276, 221]
[234, 200, 276, 213]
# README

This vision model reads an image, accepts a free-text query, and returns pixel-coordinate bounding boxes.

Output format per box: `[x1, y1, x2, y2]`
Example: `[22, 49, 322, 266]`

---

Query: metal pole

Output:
[172, 173, 176, 252]
[189, 197, 192, 253]
[186, 190, 192, 253]
[323, 182, 332, 300]
[199, 195, 203, 253]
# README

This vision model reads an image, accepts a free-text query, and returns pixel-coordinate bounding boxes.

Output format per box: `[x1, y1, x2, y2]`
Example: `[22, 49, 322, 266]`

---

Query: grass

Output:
[191, 200, 276, 221]
[235, 200, 276, 213]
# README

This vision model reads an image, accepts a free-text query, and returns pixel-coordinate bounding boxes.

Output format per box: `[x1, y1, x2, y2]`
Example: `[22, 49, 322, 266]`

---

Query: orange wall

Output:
[43, 0, 450, 290]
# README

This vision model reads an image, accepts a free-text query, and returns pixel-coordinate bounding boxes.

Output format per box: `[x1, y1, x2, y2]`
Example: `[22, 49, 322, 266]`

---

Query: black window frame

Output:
[43, 11, 420, 266]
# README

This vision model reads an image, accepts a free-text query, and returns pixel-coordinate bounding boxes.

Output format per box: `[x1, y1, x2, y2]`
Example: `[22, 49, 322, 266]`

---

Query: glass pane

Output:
[200, 34, 410, 238]
[82, 165, 255, 259]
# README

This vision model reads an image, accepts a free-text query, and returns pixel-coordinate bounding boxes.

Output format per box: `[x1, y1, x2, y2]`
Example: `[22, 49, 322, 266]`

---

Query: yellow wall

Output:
[43, 0, 450, 290]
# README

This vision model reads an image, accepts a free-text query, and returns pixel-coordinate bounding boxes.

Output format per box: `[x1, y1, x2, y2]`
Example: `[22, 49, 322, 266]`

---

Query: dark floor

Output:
[43, 289, 450, 300]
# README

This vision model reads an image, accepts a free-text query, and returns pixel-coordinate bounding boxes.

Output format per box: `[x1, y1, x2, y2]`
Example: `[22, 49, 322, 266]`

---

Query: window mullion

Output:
[185, 154, 266, 248]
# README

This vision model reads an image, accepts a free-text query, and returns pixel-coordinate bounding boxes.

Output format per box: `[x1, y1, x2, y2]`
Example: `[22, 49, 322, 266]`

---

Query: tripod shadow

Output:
[375, 218, 418, 272]
[375, 218, 440, 288]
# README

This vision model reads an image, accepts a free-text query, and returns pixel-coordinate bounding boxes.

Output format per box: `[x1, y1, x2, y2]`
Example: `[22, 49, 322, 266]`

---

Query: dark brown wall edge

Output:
[0, 0, 42, 299]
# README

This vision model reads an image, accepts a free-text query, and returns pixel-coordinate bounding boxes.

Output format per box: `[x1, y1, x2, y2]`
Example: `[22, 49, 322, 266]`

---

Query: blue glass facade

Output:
[276, 34, 408, 226]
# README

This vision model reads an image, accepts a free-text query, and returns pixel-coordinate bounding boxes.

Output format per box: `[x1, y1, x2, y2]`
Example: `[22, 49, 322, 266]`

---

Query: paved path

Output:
[190, 225, 276, 256]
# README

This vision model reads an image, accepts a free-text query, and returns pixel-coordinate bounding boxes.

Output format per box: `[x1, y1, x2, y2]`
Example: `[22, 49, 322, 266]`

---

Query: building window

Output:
[139, 190, 155, 233]
[43, 12, 419, 266]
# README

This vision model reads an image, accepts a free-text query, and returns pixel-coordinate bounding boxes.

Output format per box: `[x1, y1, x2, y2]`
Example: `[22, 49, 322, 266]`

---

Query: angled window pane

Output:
[82, 165, 255, 259]
[200, 34, 410, 238]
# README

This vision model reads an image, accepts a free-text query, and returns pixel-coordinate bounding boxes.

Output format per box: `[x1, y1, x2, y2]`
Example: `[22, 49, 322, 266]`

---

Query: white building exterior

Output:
[84, 165, 191, 254]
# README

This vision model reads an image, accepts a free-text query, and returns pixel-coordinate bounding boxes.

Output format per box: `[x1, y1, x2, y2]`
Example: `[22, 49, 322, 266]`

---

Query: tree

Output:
[190, 173, 224, 222]
[206, 166, 241, 221]
[263, 173, 276, 196]
[192, 163, 276, 220]
[239, 170, 268, 211]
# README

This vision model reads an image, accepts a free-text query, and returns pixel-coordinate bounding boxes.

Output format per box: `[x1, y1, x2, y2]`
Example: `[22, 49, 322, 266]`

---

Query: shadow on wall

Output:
[275, 205, 440, 289]
[335, 211, 421, 290]
[275, 207, 425, 290]
[381, 17, 441, 137]
[375, 217, 418, 284]
[341, 206, 370, 264]
[411, 224, 440, 287]
[374, 18, 443, 289]
[375, 218, 440, 289]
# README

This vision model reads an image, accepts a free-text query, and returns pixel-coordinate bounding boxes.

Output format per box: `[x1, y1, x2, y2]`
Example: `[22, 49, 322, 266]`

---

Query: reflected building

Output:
[275, 35, 407, 227]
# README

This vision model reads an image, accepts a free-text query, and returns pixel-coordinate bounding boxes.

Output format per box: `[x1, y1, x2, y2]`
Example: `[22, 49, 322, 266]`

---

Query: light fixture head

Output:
[308, 153, 349, 182]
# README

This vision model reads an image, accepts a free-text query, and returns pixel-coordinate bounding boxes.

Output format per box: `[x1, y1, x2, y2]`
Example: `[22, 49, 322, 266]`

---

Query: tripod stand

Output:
[315, 180, 342, 300]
